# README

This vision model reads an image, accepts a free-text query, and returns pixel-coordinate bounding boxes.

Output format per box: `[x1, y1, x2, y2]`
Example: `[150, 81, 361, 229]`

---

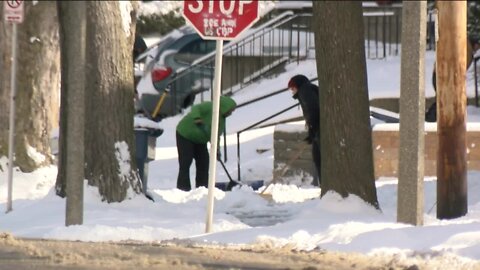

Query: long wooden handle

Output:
[152, 91, 168, 118]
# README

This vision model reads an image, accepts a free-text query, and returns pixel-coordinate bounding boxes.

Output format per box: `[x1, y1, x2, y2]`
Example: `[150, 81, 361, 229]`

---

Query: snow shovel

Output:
[151, 90, 168, 119]
[259, 143, 309, 200]
[216, 157, 263, 191]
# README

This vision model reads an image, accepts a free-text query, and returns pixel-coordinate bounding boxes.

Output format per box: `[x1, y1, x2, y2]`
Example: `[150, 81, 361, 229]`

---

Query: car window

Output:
[175, 39, 216, 64]
[154, 37, 176, 61]
[180, 39, 216, 54]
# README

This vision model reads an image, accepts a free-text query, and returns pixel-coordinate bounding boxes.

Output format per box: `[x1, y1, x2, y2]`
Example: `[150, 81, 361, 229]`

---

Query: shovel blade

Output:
[215, 182, 229, 191]
[215, 180, 264, 191]
[248, 180, 264, 190]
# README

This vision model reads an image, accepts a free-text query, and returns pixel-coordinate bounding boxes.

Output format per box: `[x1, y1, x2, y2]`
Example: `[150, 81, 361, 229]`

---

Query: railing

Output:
[229, 77, 318, 181]
[166, 12, 314, 106]
[226, 75, 404, 180]
[235, 103, 300, 183]
[236, 77, 318, 108]
[159, 7, 404, 119]
[186, 11, 297, 70]
[362, 5, 438, 56]
[363, 10, 399, 59]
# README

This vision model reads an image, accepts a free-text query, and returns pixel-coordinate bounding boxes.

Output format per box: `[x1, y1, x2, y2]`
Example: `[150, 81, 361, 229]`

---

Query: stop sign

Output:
[183, 0, 259, 40]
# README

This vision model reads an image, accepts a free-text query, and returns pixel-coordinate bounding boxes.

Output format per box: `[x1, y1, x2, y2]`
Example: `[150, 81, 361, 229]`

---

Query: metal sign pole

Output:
[6, 23, 18, 213]
[205, 39, 224, 233]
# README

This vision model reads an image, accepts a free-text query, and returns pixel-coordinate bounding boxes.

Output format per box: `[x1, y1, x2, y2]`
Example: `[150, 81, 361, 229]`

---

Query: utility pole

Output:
[436, 1, 468, 219]
[397, 0, 426, 226]
[58, 1, 86, 226]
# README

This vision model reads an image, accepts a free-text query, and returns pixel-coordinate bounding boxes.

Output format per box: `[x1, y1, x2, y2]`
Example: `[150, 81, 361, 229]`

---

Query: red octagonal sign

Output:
[183, 0, 259, 40]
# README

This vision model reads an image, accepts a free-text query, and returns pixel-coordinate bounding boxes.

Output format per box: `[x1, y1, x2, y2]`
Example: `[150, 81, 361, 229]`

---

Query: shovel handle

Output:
[152, 91, 168, 118]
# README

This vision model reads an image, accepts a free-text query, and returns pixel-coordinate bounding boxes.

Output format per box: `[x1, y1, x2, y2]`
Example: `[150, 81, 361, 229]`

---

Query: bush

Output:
[136, 10, 185, 36]
[468, 1, 480, 41]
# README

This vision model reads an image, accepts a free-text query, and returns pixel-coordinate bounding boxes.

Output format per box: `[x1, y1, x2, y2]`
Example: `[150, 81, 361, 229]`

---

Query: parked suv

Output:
[135, 26, 217, 120]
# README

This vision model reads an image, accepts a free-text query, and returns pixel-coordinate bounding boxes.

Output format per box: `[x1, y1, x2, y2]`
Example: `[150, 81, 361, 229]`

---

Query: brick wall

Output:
[373, 123, 480, 178]
[274, 122, 480, 180]
[273, 122, 316, 185]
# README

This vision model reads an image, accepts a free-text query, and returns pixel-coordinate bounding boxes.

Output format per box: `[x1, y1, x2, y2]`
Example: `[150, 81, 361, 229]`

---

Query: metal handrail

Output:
[173, 11, 296, 76]
[187, 11, 296, 69]
[167, 13, 314, 103]
[161, 8, 401, 114]
[237, 77, 318, 108]
[230, 73, 406, 182]
[232, 77, 319, 181]
[236, 103, 300, 182]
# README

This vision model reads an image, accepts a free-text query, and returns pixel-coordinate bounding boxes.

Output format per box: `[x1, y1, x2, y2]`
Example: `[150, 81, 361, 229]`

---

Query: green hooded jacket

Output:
[176, 96, 236, 144]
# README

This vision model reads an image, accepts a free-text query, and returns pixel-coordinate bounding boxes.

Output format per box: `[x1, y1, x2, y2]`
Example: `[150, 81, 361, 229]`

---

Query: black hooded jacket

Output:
[290, 75, 319, 139]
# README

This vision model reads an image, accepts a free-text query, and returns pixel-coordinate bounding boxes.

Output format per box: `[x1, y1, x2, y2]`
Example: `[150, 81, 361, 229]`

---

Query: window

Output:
[175, 39, 217, 64]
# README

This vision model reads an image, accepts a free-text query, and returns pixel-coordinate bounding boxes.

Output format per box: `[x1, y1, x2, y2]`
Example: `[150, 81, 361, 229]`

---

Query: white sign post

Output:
[182, 0, 259, 233]
[5, 0, 24, 213]
[205, 40, 223, 233]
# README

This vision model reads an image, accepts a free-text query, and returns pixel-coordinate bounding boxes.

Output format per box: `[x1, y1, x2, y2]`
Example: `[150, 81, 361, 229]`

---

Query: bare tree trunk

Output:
[84, 1, 142, 202]
[313, 1, 379, 208]
[0, 1, 60, 172]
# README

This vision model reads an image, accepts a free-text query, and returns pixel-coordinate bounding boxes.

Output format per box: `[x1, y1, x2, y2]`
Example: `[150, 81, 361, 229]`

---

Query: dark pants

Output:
[425, 68, 437, 122]
[311, 134, 321, 187]
[425, 102, 437, 122]
[176, 132, 209, 191]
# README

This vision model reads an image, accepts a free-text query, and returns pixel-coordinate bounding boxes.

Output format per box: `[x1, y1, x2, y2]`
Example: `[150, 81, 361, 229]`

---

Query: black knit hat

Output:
[288, 75, 309, 89]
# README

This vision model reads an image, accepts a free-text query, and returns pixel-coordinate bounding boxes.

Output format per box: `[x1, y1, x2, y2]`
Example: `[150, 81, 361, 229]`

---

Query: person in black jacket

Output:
[288, 75, 320, 187]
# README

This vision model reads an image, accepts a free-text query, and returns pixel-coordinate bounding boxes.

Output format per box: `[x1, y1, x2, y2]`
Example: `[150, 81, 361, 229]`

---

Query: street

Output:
[0, 233, 420, 270]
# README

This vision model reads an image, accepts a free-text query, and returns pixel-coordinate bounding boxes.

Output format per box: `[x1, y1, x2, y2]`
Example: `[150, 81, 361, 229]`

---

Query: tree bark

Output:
[84, 1, 142, 202]
[0, 1, 60, 172]
[313, 1, 379, 208]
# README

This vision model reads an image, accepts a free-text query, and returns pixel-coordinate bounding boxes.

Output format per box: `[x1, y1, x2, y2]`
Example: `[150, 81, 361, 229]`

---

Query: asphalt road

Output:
[0, 233, 459, 270]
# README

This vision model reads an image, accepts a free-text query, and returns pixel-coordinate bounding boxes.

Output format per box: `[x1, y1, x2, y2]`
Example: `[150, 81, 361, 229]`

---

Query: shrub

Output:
[136, 10, 185, 36]
[468, 1, 480, 41]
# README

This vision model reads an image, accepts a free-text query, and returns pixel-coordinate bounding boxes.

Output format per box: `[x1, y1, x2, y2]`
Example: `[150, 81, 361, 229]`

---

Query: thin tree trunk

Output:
[84, 1, 142, 202]
[0, 1, 60, 172]
[313, 1, 379, 208]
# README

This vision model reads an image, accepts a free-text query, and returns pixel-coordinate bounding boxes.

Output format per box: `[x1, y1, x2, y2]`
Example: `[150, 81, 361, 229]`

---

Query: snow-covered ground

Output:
[1, 48, 480, 269]
[3, 0, 480, 266]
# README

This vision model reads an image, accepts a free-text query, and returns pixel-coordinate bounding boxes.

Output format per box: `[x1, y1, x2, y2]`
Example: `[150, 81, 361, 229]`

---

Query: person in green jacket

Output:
[176, 96, 237, 191]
